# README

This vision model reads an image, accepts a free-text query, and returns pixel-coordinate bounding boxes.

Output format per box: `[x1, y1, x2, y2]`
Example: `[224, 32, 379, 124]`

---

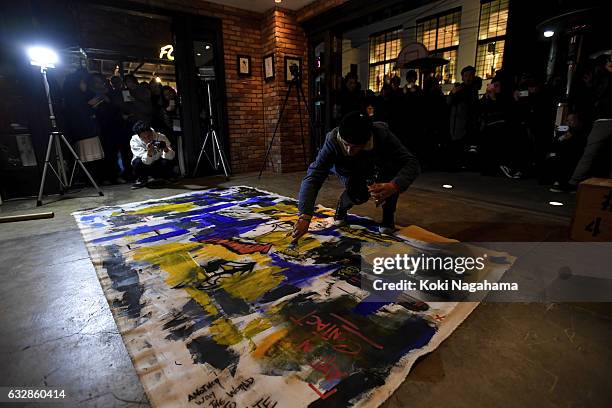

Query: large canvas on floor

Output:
[73, 186, 512, 408]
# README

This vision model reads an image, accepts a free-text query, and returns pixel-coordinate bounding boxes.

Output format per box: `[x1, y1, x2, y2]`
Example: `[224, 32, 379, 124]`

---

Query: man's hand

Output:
[291, 214, 312, 243]
[146, 143, 156, 156]
[368, 182, 399, 203]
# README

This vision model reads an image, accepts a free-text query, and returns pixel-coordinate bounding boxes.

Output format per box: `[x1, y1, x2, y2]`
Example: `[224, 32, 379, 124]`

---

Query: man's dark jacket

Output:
[298, 122, 420, 215]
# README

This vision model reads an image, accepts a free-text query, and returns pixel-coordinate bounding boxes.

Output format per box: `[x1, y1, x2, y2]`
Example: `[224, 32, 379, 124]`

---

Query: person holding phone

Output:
[130, 120, 176, 189]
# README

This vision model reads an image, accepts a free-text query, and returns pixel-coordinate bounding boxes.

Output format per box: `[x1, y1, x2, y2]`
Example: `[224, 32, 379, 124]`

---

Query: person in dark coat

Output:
[448, 66, 481, 168]
[292, 112, 420, 240]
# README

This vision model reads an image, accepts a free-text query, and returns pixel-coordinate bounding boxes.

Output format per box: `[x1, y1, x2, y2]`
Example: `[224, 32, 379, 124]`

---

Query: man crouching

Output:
[130, 120, 176, 189]
[292, 111, 420, 241]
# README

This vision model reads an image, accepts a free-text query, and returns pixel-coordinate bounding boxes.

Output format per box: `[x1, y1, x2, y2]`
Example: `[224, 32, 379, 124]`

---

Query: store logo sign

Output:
[160, 45, 174, 61]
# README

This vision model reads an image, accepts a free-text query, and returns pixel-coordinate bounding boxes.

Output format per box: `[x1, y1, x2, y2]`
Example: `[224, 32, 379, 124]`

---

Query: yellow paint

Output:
[209, 317, 243, 346]
[114, 202, 197, 216]
[252, 328, 289, 358]
[133, 242, 201, 286]
[185, 288, 219, 315]
[132, 242, 219, 315]
[243, 317, 272, 338]
[252, 203, 299, 222]
[220, 266, 285, 302]
[317, 207, 335, 216]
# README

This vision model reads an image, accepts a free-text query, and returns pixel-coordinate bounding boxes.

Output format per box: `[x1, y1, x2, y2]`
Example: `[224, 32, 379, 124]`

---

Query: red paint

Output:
[308, 384, 338, 400]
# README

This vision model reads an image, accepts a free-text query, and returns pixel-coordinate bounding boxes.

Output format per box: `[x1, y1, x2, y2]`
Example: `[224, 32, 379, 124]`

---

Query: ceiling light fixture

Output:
[548, 201, 564, 206]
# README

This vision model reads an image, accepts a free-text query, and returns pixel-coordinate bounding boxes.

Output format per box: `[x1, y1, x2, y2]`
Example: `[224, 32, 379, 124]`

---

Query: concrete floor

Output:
[0, 171, 610, 407]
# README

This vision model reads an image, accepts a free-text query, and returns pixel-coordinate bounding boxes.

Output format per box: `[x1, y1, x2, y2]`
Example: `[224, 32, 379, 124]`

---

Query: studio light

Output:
[26, 45, 103, 205]
[442, 184, 453, 189]
[543, 30, 555, 38]
[27, 46, 59, 69]
[549, 201, 564, 206]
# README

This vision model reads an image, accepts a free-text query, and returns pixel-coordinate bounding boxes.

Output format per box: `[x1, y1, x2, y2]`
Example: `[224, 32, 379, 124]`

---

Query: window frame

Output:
[368, 26, 403, 92]
[474, 0, 509, 79]
[415, 7, 462, 83]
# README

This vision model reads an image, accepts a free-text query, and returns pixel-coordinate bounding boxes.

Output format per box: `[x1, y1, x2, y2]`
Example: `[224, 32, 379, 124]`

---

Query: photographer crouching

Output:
[130, 120, 176, 189]
[292, 111, 420, 242]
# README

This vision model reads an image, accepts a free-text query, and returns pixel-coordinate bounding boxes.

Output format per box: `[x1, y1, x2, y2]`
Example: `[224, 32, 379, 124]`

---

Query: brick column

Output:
[261, 8, 310, 173]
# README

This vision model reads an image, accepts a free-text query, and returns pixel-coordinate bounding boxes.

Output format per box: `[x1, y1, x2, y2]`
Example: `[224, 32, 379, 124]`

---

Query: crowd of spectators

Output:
[58, 69, 180, 188]
[335, 55, 612, 192]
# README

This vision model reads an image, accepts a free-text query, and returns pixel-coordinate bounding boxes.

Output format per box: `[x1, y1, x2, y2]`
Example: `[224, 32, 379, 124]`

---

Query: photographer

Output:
[292, 111, 420, 241]
[130, 120, 176, 189]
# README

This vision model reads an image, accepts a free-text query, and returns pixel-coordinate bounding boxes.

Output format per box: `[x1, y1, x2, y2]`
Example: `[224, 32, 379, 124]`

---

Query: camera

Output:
[151, 140, 166, 150]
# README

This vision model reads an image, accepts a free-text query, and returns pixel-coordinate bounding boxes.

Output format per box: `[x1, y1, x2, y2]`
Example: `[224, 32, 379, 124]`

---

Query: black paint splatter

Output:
[103, 245, 144, 319]
[187, 335, 239, 375]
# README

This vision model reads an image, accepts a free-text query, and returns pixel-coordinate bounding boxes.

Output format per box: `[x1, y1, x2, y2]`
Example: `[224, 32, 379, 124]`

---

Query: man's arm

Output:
[297, 133, 337, 216]
[158, 133, 176, 160]
[130, 137, 150, 164]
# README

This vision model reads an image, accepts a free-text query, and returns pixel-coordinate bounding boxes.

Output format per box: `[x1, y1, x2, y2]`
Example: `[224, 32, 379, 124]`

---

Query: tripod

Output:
[193, 79, 231, 179]
[36, 67, 103, 206]
[258, 72, 313, 178]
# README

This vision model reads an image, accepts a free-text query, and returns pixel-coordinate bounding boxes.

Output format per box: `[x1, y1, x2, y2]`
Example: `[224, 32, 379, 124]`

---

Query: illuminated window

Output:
[433, 49, 457, 85]
[368, 28, 402, 92]
[416, 9, 461, 83]
[475, 0, 509, 79]
[476, 40, 505, 79]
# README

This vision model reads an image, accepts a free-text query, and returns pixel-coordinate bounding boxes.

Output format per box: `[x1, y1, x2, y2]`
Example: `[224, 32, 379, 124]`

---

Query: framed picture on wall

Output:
[284, 56, 302, 83]
[237, 55, 251, 76]
[263, 54, 275, 81]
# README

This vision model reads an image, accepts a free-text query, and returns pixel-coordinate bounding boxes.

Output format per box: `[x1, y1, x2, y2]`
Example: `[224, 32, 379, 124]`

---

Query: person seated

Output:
[291, 111, 420, 239]
[566, 54, 612, 190]
[130, 120, 176, 189]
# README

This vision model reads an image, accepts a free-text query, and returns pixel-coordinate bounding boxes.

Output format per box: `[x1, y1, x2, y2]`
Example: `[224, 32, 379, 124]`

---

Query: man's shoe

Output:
[333, 199, 349, 227]
[378, 225, 396, 235]
[549, 181, 563, 192]
[549, 182, 577, 193]
[499, 165, 514, 179]
[131, 178, 148, 189]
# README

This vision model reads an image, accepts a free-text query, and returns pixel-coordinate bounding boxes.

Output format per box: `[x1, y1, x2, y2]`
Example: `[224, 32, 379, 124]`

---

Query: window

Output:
[416, 9, 461, 83]
[368, 28, 402, 92]
[475, 0, 509, 79]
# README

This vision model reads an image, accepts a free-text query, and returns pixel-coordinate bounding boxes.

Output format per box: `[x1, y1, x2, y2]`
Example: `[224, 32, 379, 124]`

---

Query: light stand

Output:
[258, 68, 313, 179]
[193, 74, 231, 179]
[30, 48, 103, 206]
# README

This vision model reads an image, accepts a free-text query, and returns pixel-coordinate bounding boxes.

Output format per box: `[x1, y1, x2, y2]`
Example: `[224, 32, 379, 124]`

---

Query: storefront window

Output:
[368, 28, 402, 92]
[476, 0, 509, 79]
[416, 8, 461, 83]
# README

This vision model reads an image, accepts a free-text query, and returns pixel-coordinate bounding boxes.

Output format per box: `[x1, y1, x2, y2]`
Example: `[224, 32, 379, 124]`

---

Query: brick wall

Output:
[130, 0, 342, 173]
